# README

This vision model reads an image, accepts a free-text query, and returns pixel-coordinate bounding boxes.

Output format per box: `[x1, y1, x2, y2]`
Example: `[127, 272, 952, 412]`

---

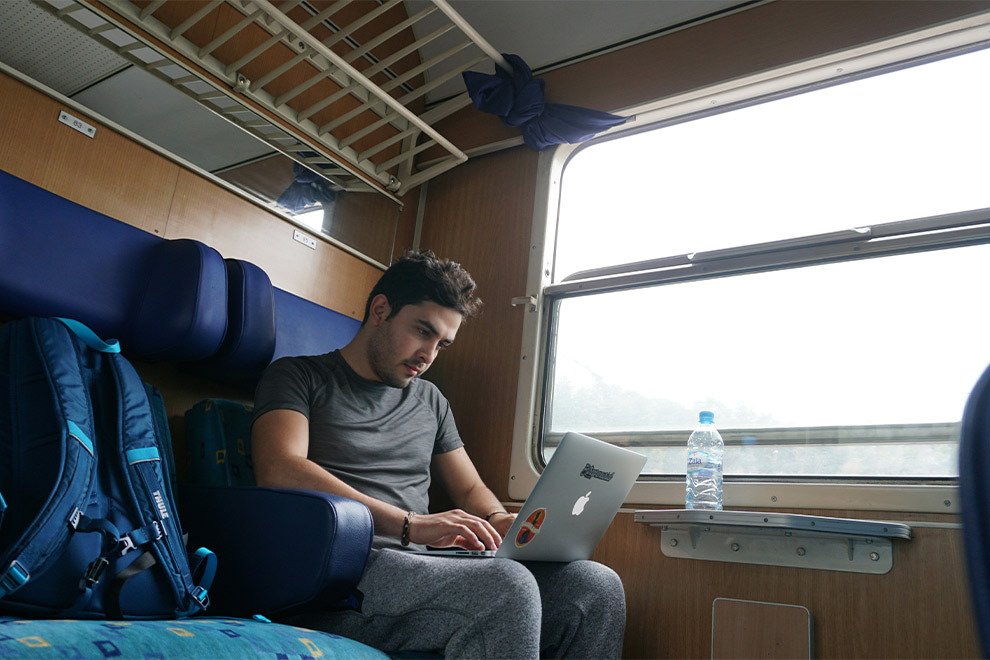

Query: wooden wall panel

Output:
[425, 0, 990, 158]
[596, 511, 978, 659]
[418, 146, 539, 501]
[164, 168, 380, 319]
[0, 74, 175, 236]
[328, 189, 405, 264]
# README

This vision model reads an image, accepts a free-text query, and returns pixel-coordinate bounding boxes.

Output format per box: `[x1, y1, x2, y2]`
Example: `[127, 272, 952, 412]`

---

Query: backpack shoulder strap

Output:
[0, 318, 100, 599]
[104, 352, 213, 616]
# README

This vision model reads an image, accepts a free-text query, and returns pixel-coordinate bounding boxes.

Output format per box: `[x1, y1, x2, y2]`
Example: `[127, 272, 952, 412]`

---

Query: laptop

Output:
[417, 432, 647, 562]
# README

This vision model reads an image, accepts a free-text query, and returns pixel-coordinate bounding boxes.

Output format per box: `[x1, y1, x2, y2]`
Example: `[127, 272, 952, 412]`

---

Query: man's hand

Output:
[408, 509, 503, 550]
[486, 511, 517, 538]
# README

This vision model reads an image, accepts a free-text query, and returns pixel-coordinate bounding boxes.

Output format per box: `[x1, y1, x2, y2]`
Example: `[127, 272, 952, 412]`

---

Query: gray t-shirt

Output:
[252, 350, 464, 550]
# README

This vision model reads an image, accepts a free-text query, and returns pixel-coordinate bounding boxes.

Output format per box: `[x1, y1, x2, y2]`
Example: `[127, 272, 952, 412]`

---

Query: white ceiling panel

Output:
[410, 0, 754, 103]
[0, 0, 128, 96]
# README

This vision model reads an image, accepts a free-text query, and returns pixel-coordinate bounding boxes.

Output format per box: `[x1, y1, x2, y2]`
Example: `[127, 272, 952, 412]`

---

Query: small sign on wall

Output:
[293, 229, 317, 249]
[58, 111, 96, 139]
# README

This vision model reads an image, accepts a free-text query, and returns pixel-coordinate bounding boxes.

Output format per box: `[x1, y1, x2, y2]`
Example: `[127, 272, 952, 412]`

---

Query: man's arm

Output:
[432, 447, 518, 538]
[252, 409, 501, 550]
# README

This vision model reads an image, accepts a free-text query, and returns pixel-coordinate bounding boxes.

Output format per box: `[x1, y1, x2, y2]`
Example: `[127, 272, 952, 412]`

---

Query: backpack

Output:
[185, 399, 257, 488]
[0, 317, 215, 619]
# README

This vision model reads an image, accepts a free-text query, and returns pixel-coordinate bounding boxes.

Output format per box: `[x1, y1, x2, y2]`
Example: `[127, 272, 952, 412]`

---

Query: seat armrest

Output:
[178, 484, 373, 617]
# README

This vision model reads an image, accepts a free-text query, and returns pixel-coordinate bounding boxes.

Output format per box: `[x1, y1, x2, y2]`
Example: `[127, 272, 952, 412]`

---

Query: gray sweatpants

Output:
[281, 548, 627, 659]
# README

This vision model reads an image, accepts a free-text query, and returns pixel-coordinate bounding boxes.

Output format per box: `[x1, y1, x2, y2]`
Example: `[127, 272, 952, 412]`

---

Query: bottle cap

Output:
[699, 410, 715, 424]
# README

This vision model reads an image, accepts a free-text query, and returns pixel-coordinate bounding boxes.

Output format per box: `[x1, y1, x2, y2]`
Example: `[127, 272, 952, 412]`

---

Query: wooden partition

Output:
[418, 146, 539, 502]
[416, 4, 986, 656]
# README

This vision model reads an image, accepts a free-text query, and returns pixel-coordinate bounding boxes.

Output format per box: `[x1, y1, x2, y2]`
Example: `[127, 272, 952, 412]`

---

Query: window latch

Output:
[511, 295, 537, 311]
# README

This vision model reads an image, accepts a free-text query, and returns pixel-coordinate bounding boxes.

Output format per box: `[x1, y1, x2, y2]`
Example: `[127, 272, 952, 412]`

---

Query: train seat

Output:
[0, 168, 382, 659]
[960, 360, 990, 656]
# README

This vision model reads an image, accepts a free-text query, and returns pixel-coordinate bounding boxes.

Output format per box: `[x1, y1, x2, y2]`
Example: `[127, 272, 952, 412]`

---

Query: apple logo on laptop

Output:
[572, 491, 591, 516]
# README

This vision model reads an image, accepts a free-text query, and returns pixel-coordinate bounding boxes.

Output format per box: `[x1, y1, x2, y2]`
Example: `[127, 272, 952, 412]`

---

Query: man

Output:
[251, 250, 626, 658]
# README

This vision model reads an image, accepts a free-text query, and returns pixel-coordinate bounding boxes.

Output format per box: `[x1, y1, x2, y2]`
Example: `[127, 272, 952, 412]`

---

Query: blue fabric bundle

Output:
[277, 162, 337, 213]
[463, 53, 627, 150]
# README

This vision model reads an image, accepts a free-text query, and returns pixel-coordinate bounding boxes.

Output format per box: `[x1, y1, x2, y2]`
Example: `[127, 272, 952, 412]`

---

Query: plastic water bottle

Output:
[685, 410, 724, 510]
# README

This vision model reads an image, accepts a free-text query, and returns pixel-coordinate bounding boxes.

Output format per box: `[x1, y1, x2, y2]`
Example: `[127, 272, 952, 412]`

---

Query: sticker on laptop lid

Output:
[515, 507, 547, 547]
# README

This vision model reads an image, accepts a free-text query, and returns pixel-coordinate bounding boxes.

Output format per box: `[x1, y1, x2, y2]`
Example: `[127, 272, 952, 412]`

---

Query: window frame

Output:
[508, 12, 990, 514]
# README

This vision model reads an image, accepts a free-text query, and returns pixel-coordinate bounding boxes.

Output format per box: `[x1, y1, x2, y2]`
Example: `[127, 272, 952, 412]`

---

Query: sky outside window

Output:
[547, 46, 990, 477]
[555, 47, 990, 280]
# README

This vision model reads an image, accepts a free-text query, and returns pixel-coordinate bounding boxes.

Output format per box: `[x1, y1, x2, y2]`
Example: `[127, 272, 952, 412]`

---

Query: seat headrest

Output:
[220, 259, 276, 372]
[128, 239, 228, 361]
[186, 259, 276, 388]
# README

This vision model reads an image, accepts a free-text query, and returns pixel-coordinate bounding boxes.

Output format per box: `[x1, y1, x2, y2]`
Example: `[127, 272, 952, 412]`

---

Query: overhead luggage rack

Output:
[37, 0, 509, 196]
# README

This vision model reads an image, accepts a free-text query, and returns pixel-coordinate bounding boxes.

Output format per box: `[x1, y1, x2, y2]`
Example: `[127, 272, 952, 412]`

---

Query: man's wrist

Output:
[400, 511, 417, 546]
[484, 510, 509, 522]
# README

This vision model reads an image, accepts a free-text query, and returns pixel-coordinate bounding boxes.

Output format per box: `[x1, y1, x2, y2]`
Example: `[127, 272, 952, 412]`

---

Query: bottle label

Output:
[687, 450, 709, 473]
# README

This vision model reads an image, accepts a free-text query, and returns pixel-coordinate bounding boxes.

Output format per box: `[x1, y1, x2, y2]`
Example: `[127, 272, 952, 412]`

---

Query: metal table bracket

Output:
[634, 509, 911, 574]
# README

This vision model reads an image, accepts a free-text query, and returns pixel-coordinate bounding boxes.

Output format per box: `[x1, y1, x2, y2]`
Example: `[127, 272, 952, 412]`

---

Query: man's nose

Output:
[416, 341, 438, 365]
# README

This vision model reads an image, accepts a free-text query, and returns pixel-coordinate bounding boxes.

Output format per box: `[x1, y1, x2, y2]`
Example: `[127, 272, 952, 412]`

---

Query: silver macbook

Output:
[418, 432, 646, 562]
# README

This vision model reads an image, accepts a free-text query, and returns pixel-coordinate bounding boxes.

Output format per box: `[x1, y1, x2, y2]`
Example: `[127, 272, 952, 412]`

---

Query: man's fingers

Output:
[412, 511, 503, 550]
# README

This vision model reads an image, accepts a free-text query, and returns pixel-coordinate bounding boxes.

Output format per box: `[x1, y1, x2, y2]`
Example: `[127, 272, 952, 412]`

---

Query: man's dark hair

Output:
[362, 250, 483, 323]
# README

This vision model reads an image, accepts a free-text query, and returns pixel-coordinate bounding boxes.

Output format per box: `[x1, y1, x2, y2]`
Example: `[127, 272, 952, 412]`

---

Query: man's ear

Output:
[368, 294, 391, 326]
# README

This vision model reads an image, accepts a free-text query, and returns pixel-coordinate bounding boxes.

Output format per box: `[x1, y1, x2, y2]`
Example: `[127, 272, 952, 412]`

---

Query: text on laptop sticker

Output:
[580, 463, 614, 481]
[514, 508, 547, 547]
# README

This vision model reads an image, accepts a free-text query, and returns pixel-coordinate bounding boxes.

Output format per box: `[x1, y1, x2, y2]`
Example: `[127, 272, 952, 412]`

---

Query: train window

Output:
[547, 245, 990, 479]
[512, 20, 990, 511]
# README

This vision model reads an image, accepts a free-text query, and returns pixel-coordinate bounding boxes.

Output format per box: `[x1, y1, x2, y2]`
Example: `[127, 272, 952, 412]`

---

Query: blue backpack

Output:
[0, 317, 215, 619]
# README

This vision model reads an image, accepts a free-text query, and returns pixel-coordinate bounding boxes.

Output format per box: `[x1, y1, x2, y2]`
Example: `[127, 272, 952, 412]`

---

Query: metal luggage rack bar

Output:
[41, 0, 507, 196]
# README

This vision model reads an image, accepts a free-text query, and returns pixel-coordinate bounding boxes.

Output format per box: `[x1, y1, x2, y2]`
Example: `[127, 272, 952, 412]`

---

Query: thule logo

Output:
[153, 490, 170, 519]
[580, 463, 615, 482]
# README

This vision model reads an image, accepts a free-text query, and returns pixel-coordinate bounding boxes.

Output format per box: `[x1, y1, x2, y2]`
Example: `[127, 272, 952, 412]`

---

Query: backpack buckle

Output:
[116, 535, 137, 557]
[0, 560, 29, 596]
[191, 586, 210, 609]
[81, 557, 108, 587]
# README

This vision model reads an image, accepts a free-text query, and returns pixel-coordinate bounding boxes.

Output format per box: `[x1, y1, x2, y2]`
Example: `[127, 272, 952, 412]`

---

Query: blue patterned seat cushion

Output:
[0, 616, 389, 659]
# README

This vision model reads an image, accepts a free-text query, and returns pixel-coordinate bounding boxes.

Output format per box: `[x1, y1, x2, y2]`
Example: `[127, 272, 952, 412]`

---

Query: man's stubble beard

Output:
[366, 321, 412, 389]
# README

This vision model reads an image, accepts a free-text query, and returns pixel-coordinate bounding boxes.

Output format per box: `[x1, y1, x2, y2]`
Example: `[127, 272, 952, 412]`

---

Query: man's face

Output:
[366, 299, 463, 388]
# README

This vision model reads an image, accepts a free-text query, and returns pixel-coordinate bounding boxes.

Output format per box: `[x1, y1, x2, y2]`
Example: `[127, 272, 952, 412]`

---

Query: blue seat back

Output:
[960, 360, 990, 656]
[272, 288, 361, 362]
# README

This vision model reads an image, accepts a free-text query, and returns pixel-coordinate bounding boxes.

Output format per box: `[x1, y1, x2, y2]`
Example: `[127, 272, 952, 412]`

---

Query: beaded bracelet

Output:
[400, 511, 416, 547]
